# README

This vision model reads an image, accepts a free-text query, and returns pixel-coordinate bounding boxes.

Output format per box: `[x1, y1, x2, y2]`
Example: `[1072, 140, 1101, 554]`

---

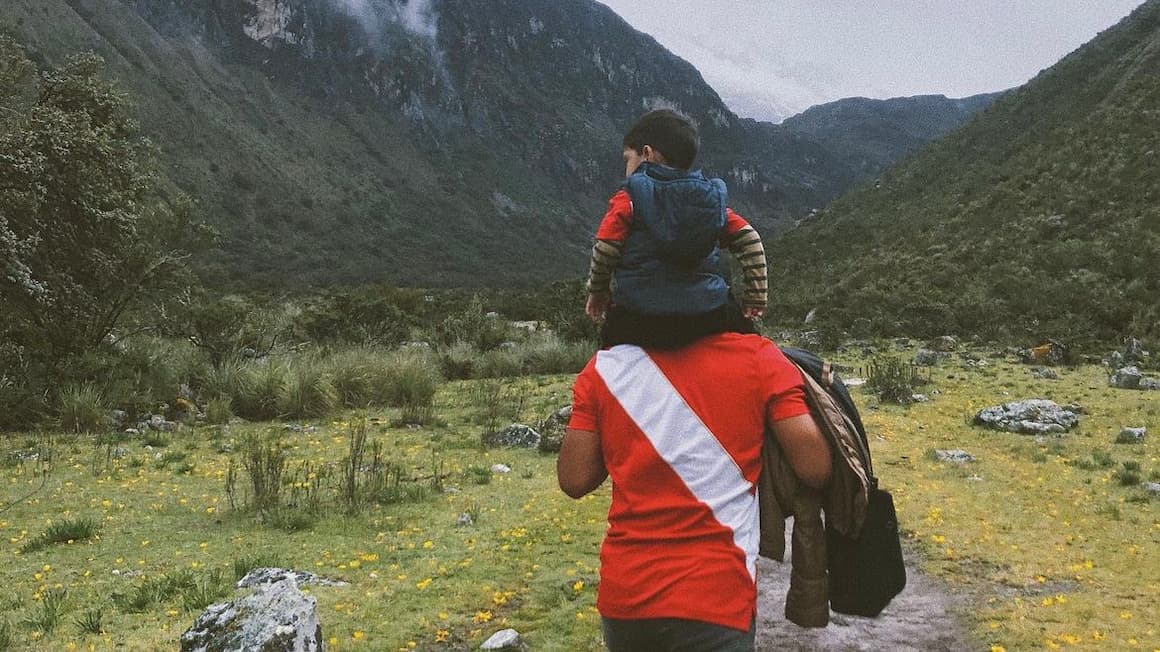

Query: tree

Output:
[0, 37, 207, 369]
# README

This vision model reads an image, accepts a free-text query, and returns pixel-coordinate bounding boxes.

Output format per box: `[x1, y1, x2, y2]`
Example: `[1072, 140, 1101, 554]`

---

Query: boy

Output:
[585, 109, 768, 349]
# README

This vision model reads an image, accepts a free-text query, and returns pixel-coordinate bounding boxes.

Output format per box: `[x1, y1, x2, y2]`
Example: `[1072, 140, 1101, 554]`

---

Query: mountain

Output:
[781, 93, 1002, 179]
[1, 0, 986, 287]
[766, 0, 1160, 343]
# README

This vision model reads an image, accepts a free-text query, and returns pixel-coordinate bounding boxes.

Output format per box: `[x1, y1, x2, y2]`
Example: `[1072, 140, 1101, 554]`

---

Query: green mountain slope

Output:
[1, 0, 993, 288]
[767, 0, 1160, 343]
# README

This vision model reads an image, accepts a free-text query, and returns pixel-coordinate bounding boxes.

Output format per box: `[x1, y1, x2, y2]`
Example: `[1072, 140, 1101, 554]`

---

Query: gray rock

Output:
[1032, 367, 1059, 380]
[927, 336, 958, 352]
[1109, 366, 1160, 390]
[481, 628, 526, 651]
[149, 415, 166, 430]
[490, 463, 512, 474]
[1144, 482, 1160, 496]
[111, 409, 128, 425]
[974, 400, 1080, 435]
[237, 568, 349, 589]
[914, 349, 940, 366]
[1123, 337, 1146, 363]
[482, 424, 541, 449]
[111, 446, 129, 459]
[935, 450, 976, 464]
[911, 394, 930, 403]
[457, 512, 474, 527]
[180, 579, 322, 652]
[537, 405, 572, 453]
[124, 428, 140, 436]
[1116, 427, 1146, 444]
[1104, 350, 1125, 368]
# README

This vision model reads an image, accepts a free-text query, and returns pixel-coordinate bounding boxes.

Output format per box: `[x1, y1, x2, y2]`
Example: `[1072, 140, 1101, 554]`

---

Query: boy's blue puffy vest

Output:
[613, 162, 729, 315]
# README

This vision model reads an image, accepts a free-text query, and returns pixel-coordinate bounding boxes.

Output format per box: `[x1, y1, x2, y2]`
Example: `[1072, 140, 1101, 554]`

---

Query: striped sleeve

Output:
[725, 224, 767, 310]
[586, 239, 624, 294]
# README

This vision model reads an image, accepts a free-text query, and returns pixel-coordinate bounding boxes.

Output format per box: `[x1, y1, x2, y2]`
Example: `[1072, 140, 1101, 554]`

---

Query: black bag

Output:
[780, 347, 906, 617]
[825, 482, 906, 617]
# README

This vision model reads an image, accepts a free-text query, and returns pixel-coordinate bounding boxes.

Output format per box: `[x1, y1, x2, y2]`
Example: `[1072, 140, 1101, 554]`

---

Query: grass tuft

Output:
[21, 517, 100, 553]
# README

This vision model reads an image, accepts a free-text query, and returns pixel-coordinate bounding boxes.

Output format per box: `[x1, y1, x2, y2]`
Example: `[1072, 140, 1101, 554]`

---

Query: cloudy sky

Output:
[597, 0, 1147, 122]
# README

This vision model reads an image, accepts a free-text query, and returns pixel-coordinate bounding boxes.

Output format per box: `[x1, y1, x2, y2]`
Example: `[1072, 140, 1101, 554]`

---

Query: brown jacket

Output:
[757, 361, 872, 627]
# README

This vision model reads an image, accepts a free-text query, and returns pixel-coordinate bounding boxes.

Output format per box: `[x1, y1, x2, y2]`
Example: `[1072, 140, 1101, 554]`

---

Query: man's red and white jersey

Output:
[568, 333, 808, 631]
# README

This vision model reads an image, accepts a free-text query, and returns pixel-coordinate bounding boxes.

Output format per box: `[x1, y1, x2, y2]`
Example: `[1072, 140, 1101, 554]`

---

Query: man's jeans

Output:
[602, 617, 756, 652]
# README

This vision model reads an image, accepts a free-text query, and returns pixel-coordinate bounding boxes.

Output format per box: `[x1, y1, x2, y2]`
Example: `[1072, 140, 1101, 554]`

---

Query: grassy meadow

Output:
[1, 345, 1158, 651]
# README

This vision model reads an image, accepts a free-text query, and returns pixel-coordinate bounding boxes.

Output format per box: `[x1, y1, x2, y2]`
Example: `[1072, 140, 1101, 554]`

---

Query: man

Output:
[558, 334, 831, 652]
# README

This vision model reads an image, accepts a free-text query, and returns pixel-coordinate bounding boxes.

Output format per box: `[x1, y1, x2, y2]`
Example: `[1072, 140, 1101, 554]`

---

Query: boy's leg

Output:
[602, 617, 756, 652]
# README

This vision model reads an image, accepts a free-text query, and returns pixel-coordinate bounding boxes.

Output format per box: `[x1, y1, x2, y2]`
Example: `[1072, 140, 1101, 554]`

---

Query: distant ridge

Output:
[766, 0, 1160, 342]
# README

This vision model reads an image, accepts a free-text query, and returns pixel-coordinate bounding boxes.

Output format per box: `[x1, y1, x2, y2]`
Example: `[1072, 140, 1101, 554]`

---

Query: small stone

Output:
[911, 394, 929, 403]
[1144, 482, 1160, 496]
[490, 463, 511, 474]
[124, 428, 140, 435]
[481, 628, 526, 650]
[1031, 367, 1059, 380]
[111, 446, 129, 458]
[457, 512, 474, 527]
[1116, 427, 1146, 444]
[934, 450, 976, 464]
[482, 424, 541, 449]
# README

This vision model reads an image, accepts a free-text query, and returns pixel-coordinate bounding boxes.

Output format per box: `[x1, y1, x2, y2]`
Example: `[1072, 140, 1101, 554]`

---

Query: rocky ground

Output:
[756, 530, 975, 652]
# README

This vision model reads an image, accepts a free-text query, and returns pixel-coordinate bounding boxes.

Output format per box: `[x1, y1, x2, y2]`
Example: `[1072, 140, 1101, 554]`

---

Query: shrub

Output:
[278, 357, 337, 419]
[239, 433, 287, 511]
[379, 349, 441, 407]
[477, 347, 524, 379]
[180, 569, 230, 613]
[74, 608, 104, 635]
[1114, 461, 1142, 486]
[521, 333, 592, 375]
[197, 357, 249, 402]
[327, 348, 379, 408]
[21, 517, 100, 553]
[233, 362, 287, 421]
[439, 341, 478, 380]
[114, 570, 197, 614]
[56, 384, 106, 433]
[0, 619, 11, 651]
[22, 588, 68, 633]
[866, 357, 918, 404]
[205, 398, 233, 425]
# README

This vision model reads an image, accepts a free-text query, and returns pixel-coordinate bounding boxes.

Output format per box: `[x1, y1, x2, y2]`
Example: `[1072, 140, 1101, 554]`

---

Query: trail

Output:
[756, 533, 976, 651]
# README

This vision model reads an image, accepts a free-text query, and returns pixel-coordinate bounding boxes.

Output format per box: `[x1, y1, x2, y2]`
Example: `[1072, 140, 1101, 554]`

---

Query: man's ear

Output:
[641, 144, 656, 161]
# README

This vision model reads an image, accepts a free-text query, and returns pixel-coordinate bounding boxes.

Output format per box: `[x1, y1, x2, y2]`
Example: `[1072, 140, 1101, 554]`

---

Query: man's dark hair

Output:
[623, 109, 699, 170]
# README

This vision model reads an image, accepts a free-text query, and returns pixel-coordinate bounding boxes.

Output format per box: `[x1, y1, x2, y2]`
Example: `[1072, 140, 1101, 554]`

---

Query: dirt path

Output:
[755, 532, 976, 651]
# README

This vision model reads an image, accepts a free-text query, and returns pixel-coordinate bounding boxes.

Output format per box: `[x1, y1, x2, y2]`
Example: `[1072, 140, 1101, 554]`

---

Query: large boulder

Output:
[180, 579, 322, 652]
[973, 399, 1079, 435]
[482, 423, 541, 449]
[1110, 366, 1160, 390]
[537, 405, 572, 453]
[237, 568, 348, 589]
[927, 336, 958, 352]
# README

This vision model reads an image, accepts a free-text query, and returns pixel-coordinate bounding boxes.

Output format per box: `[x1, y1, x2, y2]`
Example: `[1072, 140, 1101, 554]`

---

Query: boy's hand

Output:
[744, 306, 764, 320]
[586, 293, 610, 323]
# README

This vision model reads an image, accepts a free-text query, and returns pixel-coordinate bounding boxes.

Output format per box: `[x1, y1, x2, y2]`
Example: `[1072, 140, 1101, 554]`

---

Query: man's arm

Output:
[557, 428, 608, 498]
[769, 414, 832, 489]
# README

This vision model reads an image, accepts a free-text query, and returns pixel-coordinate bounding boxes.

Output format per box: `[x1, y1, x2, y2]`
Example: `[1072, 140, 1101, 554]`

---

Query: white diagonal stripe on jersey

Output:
[595, 345, 758, 581]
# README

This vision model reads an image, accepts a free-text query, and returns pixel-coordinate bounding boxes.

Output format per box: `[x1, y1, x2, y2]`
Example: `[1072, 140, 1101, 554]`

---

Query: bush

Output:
[477, 347, 524, 379]
[232, 553, 284, 581]
[278, 356, 337, 419]
[56, 384, 107, 434]
[233, 362, 287, 421]
[866, 357, 918, 404]
[378, 349, 441, 407]
[74, 608, 104, 635]
[521, 333, 592, 375]
[205, 398, 233, 425]
[439, 341, 478, 380]
[239, 433, 287, 511]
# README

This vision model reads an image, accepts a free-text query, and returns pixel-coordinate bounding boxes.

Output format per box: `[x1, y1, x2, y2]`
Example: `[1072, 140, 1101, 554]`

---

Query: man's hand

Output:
[744, 306, 764, 320]
[586, 292, 610, 323]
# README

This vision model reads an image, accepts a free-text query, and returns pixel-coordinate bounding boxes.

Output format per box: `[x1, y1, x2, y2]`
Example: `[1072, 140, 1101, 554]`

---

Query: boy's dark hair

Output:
[623, 109, 699, 170]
